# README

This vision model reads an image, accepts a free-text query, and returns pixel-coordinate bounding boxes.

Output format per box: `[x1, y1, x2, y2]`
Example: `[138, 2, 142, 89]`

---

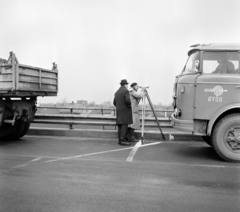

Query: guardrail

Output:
[33, 113, 173, 130]
[37, 106, 174, 117]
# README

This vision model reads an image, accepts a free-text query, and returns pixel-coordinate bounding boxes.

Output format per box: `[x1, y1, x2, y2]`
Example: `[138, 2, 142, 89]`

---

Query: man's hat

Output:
[120, 79, 129, 85]
[130, 82, 137, 88]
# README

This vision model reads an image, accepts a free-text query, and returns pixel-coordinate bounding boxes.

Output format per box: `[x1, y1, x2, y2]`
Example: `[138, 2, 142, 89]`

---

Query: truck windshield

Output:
[182, 51, 200, 75]
[202, 52, 239, 74]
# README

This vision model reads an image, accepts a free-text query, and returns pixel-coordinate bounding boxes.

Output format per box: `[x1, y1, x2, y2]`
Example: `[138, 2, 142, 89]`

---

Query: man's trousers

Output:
[117, 124, 129, 141]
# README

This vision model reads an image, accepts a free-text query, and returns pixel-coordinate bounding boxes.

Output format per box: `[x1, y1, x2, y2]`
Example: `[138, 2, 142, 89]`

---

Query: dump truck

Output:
[171, 43, 240, 162]
[0, 52, 58, 140]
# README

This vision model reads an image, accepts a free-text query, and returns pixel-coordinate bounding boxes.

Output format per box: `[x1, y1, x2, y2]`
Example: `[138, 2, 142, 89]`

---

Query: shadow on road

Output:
[0, 138, 30, 146]
[172, 143, 223, 162]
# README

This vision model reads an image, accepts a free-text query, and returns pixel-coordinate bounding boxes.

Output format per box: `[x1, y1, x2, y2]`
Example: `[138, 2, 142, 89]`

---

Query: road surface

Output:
[0, 136, 239, 212]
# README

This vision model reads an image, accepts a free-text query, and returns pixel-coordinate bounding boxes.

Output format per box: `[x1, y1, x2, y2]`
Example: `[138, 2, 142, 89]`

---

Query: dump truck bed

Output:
[0, 52, 58, 97]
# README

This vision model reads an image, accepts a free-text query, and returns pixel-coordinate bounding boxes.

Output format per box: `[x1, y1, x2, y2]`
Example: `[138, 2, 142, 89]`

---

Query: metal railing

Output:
[37, 106, 174, 117]
[34, 106, 174, 130]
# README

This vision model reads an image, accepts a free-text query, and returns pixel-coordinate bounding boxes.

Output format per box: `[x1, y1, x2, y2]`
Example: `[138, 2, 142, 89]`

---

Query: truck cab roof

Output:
[188, 43, 240, 56]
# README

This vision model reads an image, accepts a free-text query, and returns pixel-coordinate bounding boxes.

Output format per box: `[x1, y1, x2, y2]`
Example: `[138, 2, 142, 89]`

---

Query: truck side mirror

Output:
[194, 60, 200, 72]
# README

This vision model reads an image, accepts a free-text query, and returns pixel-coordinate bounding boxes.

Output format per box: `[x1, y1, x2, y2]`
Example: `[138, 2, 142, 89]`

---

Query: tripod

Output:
[140, 90, 165, 144]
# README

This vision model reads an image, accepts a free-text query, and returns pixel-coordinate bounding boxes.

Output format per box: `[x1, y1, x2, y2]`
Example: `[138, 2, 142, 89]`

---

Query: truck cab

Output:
[171, 43, 240, 162]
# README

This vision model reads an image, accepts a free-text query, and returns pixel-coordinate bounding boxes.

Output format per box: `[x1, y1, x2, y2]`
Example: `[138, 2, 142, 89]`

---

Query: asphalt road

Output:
[0, 136, 240, 212]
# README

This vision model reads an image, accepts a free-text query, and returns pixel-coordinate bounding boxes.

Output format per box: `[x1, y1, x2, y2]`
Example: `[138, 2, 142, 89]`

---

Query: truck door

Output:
[175, 51, 200, 123]
[195, 52, 240, 120]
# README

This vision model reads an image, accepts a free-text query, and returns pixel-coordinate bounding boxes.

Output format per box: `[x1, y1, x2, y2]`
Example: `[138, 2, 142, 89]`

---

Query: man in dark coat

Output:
[113, 79, 133, 146]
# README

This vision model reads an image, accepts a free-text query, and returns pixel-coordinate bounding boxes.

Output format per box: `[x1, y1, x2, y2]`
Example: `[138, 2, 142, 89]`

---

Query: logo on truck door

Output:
[204, 85, 228, 102]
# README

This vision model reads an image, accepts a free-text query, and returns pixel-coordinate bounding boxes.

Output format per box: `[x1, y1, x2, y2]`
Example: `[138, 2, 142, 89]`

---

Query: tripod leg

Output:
[141, 95, 146, 144]
[145, 90, 165, 141]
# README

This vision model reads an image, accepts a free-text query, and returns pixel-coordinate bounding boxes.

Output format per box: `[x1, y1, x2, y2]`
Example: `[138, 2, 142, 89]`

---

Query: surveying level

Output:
[140, 88, 165, 144]
[139, 86, 149, 89]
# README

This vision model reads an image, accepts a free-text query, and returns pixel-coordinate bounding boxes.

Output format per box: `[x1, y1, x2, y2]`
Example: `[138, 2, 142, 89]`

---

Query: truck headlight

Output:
[174, 108, 182, 117]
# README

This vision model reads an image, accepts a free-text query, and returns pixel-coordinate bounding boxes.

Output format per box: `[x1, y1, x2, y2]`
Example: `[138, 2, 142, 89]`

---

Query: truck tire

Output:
[0, 124, 17, 140]
[202, 136, 212, 146]
[212, 113, 240, 162]
[18, 122, 31, 139]
[6, 120, 26, 140]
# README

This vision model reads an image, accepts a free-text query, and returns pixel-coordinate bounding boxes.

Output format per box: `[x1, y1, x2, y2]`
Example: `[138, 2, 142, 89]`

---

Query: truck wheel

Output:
[18, 122, 31, 139]
[6, 120, 26, 140]
[212, 113, 240, 162]
[202, 136, 212, 146]
[0, 124, 17, 140]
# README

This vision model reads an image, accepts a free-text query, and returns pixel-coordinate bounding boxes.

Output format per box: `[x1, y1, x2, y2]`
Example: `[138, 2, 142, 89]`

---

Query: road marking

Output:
[31, 157, 42, 162]
[143, 162, 227, 169]
[127, 141, 162, 162]
[14, 157, 42, 168]
[14, 164, 29, 168]
[126, 141, 142, 162]
[44, 141, 163, 163]
[140, 141, 162, 147]
[187, 164, 225, 168]
[25, 135, 115, 141]
[3, 142, 239, 169]
[44, 146, 134, 163]
[0, 153, 59, 159]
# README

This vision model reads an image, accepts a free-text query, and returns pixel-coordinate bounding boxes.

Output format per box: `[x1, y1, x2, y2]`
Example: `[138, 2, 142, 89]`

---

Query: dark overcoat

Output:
[113, 86, 133, 124]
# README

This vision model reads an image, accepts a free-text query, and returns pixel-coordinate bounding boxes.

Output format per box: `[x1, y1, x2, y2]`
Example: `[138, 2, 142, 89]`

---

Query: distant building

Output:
[76, 100, 88, 107]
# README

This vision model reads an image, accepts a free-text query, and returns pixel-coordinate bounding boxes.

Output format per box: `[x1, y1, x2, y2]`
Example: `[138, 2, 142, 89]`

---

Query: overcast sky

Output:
[0, 0, 239, 105]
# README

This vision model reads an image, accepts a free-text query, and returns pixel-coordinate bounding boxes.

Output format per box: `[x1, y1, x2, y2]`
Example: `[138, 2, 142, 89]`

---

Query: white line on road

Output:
[127, 141, 162, 162]
[4, 142, 239, 169]
[140, 141, 162, 147]
[14, 164, 29, 168]
[43, 146, 134, 163]
[14, 157, 42, 168]
[145, 162, 227, 169]
[126, 141, 142, 162]
[31, 157, 42, 162]
[187, 164, 225, 168]
[44, 141, 163, 163]
[0, 153, 59, 159]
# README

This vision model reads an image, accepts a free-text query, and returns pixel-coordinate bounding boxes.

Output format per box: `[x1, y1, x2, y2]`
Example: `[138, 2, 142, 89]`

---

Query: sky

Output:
[0, 0, 239, 105]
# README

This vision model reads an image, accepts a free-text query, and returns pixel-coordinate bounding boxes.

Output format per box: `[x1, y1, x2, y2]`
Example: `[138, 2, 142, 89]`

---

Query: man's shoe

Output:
[118, 141, 131, 146]
[128, 138, 138, 142]
[127, 137, 138, 142]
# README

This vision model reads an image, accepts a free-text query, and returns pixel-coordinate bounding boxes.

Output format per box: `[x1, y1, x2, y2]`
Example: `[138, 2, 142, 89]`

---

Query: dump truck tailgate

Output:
[0, 52, 58, 97]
